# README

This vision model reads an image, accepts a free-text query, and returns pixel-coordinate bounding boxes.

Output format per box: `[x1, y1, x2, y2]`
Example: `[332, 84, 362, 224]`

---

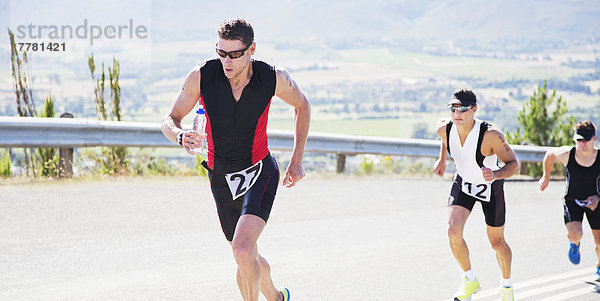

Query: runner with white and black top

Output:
[435, 89, 520, 301]
[539, 120, 600, 280]
[447, 118, 506, 227]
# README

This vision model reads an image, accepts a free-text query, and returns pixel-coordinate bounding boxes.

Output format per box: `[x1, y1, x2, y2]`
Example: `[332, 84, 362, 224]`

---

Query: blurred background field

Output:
[1, 0, 599, 177]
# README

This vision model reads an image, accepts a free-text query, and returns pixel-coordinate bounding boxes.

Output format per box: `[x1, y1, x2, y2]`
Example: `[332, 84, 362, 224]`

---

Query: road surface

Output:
[2, 175, 599, 300]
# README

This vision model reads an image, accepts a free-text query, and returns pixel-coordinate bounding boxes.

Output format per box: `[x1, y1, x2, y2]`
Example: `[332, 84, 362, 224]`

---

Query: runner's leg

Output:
[566, 221, 583, 244]
[486, 225, 512, 279]
[229, 242, 246, 299]
[257, 251, 282, 301]
[592, 229, 600, 267]
[231, 214, 266, 301]
[448, 205, 472, 272]
[230, 243, 281, 301]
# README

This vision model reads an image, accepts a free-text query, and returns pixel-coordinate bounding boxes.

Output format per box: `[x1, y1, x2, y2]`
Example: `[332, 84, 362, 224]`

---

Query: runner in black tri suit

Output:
[161, 18, 310, 301]
[539, 120, 600, 279]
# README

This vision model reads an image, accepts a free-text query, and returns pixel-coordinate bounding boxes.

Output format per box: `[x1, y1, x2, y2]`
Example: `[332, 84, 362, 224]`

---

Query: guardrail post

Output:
[519, 161, 528, 175]
[58, 112, 74, 178]
[336, 153, 346, 174]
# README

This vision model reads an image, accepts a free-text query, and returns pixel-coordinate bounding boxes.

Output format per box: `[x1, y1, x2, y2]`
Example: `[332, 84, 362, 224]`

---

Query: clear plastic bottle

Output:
[192, 105, 207, 154]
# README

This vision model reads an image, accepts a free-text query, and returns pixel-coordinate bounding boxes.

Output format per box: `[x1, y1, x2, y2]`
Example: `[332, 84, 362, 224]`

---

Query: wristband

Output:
[177, 131, 184, 146]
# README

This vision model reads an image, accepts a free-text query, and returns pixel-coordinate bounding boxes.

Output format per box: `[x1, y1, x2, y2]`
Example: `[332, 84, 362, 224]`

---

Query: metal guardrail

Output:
[0, 117, 553, 162]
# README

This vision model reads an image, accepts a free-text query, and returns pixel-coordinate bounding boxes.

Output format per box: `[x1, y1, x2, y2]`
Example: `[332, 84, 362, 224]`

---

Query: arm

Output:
[586, 194, 599, 211]
[538, 146, 570, 191]
[433, 119, 450, 177]
[161, 66, 202, 155]
[481, 129, 520, 181]
[274, 67, 311, 187]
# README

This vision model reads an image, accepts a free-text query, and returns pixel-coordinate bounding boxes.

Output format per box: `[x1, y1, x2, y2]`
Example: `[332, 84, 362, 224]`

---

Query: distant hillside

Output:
[149, 0, 600, 52]
[2, 0, 599, 124]
[4, 0, 599, 53]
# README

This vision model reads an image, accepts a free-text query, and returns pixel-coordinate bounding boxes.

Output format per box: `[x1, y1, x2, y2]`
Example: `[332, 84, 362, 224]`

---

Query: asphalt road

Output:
[2, 175, 600, 300]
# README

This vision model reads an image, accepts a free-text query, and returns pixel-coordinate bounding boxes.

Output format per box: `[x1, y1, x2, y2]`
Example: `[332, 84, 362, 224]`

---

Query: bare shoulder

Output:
[555, 145, 572, 153]
[482, 126, 513, 155]
[189, 64, 201, 81]
[274, 65, 288, 74]
[274, 66, 299, 96]
[551, 145, 573, 158]
[182, 65, 201, 92]
[484, 126, 505, 140]
[547, 145, 572, 166]
[275, 66, 291, 83]
[436, 118, 451, 139]
[275, 66, 291, 81]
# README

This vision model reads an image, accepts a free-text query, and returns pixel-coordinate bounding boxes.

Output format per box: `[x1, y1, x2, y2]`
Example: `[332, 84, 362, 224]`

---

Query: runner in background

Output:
[434, 89, 520, 301]
[538, 120, 600, 279]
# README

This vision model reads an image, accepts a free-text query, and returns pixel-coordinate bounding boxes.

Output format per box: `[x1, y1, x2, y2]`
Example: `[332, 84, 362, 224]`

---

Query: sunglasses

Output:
[448, 105, 473, 113]
[215, 43, 252, 59]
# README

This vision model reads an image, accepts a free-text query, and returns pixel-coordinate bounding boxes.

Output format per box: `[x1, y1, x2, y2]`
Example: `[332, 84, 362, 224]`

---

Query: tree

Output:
[507, 80, 576, 176]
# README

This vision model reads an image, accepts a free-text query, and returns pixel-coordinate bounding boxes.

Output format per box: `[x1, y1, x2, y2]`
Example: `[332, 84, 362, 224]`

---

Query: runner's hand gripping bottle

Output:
[192, 105, 207, 154]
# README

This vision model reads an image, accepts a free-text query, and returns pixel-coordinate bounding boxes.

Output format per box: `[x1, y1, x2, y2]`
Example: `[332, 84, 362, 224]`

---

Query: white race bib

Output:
[461, 181, 491, 202]
[224, 161, 263, 200]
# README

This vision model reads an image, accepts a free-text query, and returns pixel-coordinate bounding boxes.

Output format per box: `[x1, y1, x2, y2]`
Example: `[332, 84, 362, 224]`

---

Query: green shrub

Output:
[132, 150, 181, 176]
[359, 157, 375, 175]
[89, 54, 128, 175]
[79, 148, 129, 176]
[0, 150, 11, 178]
[195, 154, 208, 176]
[37, 94, 59, 178]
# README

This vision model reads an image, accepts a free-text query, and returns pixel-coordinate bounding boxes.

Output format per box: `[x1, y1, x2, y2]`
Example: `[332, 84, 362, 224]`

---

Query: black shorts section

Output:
[563, 199, 600, 229]
[208, 153, 280, 241]
[448, 175, 506, 227]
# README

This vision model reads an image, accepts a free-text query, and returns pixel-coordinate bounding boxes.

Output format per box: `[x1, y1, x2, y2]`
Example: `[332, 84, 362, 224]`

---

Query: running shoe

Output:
[279, 288, 290, 301]
[568, 242, 581, 264]
[500, 286, 514, 301]
[453, 277, 480, 301]
[596, 266, 600, 279]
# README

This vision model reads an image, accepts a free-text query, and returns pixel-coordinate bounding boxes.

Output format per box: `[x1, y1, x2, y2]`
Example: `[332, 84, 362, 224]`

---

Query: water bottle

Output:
[192, 105, 207, 154]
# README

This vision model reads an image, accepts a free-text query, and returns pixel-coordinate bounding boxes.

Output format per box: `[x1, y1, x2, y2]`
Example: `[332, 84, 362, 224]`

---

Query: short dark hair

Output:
[575, 120, 596, 132]
[218, 18, 254, 46]
[448, 89, 477, 107]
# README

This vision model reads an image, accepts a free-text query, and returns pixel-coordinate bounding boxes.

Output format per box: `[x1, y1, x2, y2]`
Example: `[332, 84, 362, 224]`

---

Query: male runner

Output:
[538, 120, 600, 278]
[161, 18, 310, 301]
[434, 89, 520, 301]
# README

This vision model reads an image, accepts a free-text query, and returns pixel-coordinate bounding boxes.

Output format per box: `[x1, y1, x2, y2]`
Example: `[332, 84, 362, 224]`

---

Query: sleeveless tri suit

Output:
[446, 119, 506, 227]
[199, 59, 280, 241]
[562, 146, 600, 229]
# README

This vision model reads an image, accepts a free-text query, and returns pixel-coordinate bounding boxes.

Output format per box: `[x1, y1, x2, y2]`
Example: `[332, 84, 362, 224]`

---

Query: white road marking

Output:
[536, 285, 598, 301]
[440, 268, 596, 301]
